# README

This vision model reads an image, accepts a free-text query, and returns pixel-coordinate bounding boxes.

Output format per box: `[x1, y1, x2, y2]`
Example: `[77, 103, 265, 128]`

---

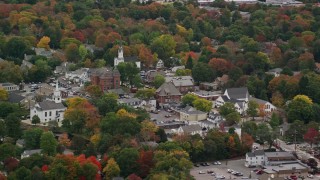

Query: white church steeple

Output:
[118, 45, 124, 59]
[53, 80, 62, 103]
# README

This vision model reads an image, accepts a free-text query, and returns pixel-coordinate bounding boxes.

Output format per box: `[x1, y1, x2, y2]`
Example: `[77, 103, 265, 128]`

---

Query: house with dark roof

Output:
[165, 76, 195, 94]
[249, 97, 277, 115]
[156, 82, 182, 107]
[30, 82, 66, 124]
[215, 87, 249, 115]
[8, 92, 25, 104]
[89, 67, 121, 91]
[145, 70, 166, 83]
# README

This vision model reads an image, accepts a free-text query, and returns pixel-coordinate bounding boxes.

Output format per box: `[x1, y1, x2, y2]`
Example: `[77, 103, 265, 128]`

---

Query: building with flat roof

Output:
[0, 83, 18, 92]
[263, 163, 309, 179]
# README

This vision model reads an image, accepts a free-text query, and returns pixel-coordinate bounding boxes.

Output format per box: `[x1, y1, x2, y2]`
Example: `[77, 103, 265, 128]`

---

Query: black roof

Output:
[38, 100, 66, 110]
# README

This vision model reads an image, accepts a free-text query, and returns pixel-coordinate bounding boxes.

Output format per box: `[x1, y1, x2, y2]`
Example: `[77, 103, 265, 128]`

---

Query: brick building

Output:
[156, 82, 182, 107]
[89, 67, 121, 91]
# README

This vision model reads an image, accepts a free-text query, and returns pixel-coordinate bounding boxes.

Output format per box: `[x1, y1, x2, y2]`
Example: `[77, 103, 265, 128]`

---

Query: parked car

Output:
[194, 164, 199, 167]
[216, 161, 221, 165]
[307, 174, 314, 179]
[216, 175, 225, 179]
[207, 170, 214, 174]
[256, 170, 263, 175]
[199, 171, 205, 174]
[227, 169, 233, 173]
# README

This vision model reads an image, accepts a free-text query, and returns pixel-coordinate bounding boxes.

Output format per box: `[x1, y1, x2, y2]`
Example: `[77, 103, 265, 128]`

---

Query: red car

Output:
[256, 170, 263, 175]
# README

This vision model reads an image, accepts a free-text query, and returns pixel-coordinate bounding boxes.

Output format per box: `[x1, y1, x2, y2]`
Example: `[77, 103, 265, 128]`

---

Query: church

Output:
[114, 46, 141, 68]
[30, 81, 66, 124]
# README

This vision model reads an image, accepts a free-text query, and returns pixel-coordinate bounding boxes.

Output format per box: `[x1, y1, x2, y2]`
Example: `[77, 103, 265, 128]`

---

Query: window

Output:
[49, 111, 52, 116]
[45, 112, 47, 117]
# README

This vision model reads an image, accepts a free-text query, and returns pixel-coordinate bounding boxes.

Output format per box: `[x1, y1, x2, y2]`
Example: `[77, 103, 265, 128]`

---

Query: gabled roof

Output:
[181, 124, 202, 133]
[124, 56, 139, 62]
[225, 87, 248, 100]
[165, 76, 194, 87]
[247, 150, 265, 157]
[118, 98, 141, 104]
[156, 82, 182, 96]
[37, 100, 66, 111]
[180, 106, 207, 115]
[249, 97, 269, 105]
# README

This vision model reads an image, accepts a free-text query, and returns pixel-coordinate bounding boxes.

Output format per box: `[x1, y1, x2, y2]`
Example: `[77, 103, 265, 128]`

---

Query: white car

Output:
[307, 174, 314, 179]
[227, 169, 233, 173]
[216, 175, 226, 179]
[199, 171, 205, 174]
[216, 161, 221, 165]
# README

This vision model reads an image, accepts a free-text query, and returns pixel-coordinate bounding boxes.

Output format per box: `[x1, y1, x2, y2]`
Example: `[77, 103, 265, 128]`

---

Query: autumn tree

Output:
[58, 133, 71, 147]
[37, 36, 50, 50]
[304, 128, 319, 148]
[138, 46, 155, 68]
[137, 150, 154, 178]
[65, 43, 80, 62]
[208, 58, 232, 76]
[103, 158, 120, 180]
[63, 97, 100, 134]
[85, 85, 103, 99]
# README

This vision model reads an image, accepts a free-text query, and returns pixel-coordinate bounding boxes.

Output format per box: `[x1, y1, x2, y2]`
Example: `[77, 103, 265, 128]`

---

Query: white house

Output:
[21, 149, 42, 159]
[114, 46, 141, 68]
[156, 59, 164, 69]
[30, 81, 66, 124]
[216, 87, 249, 115]
[118, 98, 143, 108]
[0, 83, 18, 92]
[199, 112, 224, 130]
[266, 68, 283, 77]
[245, 150, 297, 167]
[245, 150, 265, 167]
[249, 97, 277, 114]
[65, 68, 90, 84]
[177, 124, 202, 136]
[176, 106, 208, 122]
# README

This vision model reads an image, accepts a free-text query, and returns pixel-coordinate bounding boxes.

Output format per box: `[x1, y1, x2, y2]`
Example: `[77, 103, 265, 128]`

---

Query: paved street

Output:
[191, 159, 259, 180]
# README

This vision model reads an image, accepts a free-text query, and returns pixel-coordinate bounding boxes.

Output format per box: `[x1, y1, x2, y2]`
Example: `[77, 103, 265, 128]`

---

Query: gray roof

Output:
[89, 67, 120, 77]
[124, 56, 138, 62]
[180, 106, 207, 115]
[38, 100, 66, 110]
[165, 76, 194, 87]
[268, 68, 283, 73]
[8, 92, 25, 103]
[249, 97, 269, 105]
[118, 98, 141, 104]
[247, 150, 265, 157]
[225, 87, 248, 99]
[0, 83, 16, 87]
[22, 149, 42, 156]
[265, 151, 295, 159]
[181, 124, 202, 133]
[156, 82, 182, 96]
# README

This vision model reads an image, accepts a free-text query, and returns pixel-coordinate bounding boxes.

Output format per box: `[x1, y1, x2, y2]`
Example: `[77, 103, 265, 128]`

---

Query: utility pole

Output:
[294, 130, 297, 152]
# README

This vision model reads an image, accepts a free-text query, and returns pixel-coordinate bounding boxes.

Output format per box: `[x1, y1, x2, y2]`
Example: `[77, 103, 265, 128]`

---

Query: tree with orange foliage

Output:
[201, 37, 211, 46]
[241, 133, 254, 151]
[208, 58, 232, 76]
[58, 133, 71, 147]
[137, 150, 154, 178]
[37, 36, 50, 50]
[138, 46, 155, 68]
[62, 97, 100, 134]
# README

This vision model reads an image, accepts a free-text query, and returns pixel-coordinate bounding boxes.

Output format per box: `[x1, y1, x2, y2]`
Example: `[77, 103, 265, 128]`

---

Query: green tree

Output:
[95, 93, 118, 116]
[117, 62, 140, 86]
[269, 113, 281, 129]
[0, 120, 6, 142]
[225, 112, 241, 126]
[182, 93, 198, 106]
[192, 62, 215, 83]
[151, 34, 176, 59]
[246, 100, 259, 120]
[82, 163, 98, 180]
[115, 148, 139, 177]
[228, 67, 243, 81]
[242, 121, 258, 138]
[185, 56, 193, 69]
[153, 74, 165, 88]
[78, 44, 88, 61]
[103, 158, 120, 179]
[0, 143, 22, 161]
[40, 132, 58, 156]
[31, 115, 40, 125]
[256, 123, 273, 147]
[13, 166, 31, 180]
[4, 113, 21, 140]
[23, 128, 44, 149]
[285, 120, 306, 143]
[65, 43, 80, 62]
[193, 98, 212, 112]
[219, 102, 236, 117]
[132, 74, 143, 88]
[135, 89, 156, 100]
[5, 37, 29, 59]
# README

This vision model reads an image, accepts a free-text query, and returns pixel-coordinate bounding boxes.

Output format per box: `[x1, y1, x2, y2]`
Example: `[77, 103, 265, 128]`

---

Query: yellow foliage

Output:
[90, 134, 101, 146]
[116, 109, 136, 118]
[293, 95, 313, 104]
[0, 88, 8, 101]
[37, 36, 51, 50]
[141, 120, 158, 133]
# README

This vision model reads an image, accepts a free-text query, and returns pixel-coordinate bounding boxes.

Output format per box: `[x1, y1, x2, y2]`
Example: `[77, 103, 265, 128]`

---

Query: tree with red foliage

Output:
[41, 165, 48, 172]
[304, 128, 319, 148]
[208, 58, 233, 76]
[127, 174, 142, 180]
[137, 150, 154, 178]
[4, 157, 19, 172]
[73, 31, 85, 42]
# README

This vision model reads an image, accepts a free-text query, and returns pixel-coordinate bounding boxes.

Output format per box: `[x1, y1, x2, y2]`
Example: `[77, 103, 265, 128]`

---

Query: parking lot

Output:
[191, 159, 259, 180]
[150, 109, 179, 124]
